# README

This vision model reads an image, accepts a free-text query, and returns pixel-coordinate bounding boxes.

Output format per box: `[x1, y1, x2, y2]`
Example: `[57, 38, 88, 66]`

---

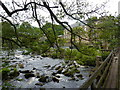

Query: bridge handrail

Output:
[80, 50, 115, 89]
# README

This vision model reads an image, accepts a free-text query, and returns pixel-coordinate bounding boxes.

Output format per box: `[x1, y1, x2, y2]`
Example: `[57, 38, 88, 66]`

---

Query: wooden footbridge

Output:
[80, 48, 120, 89]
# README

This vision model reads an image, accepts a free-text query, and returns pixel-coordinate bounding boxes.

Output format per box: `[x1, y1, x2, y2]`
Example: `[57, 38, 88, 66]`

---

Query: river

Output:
[1, 49, 93, 88]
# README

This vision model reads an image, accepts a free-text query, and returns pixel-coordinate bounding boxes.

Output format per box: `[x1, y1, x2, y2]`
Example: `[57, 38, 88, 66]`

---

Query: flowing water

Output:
[1, 49, 93, 88]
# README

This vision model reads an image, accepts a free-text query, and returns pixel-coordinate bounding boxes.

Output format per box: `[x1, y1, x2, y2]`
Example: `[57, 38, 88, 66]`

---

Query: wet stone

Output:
[62, 69, 69, 74]
[39, 75, 49, 82]
[18, 63, 24, 68]
[33, 67, 36, 70]
[76, 74, 84, 80]
[10, 64, 17, 68]
[35, 82, 44, 86]
[24, 73, 35, 79]
[56, 68, 63, 74]
[55, 66, 61, 70]
[69, 77, 76, 81]
[11, 61, 17, 63]
[44, 65, 51, 68]
[52, 77, 59, 83]
[55, 75, 60, 78]
[52, 72, 57, 76]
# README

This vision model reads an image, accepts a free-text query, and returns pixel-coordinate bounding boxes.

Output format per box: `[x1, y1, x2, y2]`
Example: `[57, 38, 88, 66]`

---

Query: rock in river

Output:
[24, 73, 35, 79]
[44, 65, 51, 68]
[55, 66, 61, 70]
[56, 67, 63, 74]
[76, 74, 84, 80]
[18, 63, 24, 68]
[52, 77, 59, 83]
[39, 75, 49, 82]
[35, 82, 44, 86]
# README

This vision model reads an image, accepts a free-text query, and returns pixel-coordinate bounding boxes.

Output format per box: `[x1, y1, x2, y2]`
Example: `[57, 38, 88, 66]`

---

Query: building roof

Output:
[70, 21, 86, 28]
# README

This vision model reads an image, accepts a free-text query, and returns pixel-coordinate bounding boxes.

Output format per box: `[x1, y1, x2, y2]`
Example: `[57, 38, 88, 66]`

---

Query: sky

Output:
[1, 0, 120, 26]
[1, 0, 119, 15]
[87, 0, 119, 15]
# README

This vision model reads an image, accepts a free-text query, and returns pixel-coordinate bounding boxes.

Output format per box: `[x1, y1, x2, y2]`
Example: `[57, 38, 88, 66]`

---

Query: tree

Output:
[85, 15, 119, 49]
[0, 0, 114, 54]
[1, 21, 21, 48]
[42, 22, 64, 35]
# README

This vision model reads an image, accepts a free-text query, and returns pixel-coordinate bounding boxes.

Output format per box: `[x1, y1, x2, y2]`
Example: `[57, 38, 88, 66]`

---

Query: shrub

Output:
[101, 51, 110, 60]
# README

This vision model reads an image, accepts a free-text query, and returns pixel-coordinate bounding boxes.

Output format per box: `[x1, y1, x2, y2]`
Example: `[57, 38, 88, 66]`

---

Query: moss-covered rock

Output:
[9, 68, 20, 78]
[72, 68, 80, 73]
[39, 75, 49, 82]
[56, 67, 63, 74]
[64, 71, 74, 77]
[18, 63, 24, 68]
[62, 69, 69, 74]
[2, 68, 19, 80]
[55, 66, 61, 70]
[2, 68, 10, 80]
[76, 74, 84, 80]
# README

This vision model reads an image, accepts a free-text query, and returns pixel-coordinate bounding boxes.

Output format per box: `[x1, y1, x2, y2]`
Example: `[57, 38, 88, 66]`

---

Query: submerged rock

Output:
[19, 70, 33, 73]
[69, 77, 76, 81]
[35, 72, 40, 78]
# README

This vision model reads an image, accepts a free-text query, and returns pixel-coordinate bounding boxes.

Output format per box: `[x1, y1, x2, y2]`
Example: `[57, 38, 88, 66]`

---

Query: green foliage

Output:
[2, 82, 16, 89]
[42, 22, 64, 35]
[80, 55, 96, 66]
[1, 68, 10, 80]
[2, 63, 9, 67]
[101, 51, 110, 60]
[58, 38, 67, 47]
[64, 49, 78, 60]
[2, 21, 15, 38]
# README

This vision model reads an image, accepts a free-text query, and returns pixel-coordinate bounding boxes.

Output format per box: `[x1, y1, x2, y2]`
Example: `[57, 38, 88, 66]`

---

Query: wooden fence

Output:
[79, 48, 119, 89]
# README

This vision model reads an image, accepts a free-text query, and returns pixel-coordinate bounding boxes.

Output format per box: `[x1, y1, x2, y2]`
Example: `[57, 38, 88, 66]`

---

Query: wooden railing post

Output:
[96, 56, 102, 68]
[80, 50, 114, 89]
[118, 47, 120, 90]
